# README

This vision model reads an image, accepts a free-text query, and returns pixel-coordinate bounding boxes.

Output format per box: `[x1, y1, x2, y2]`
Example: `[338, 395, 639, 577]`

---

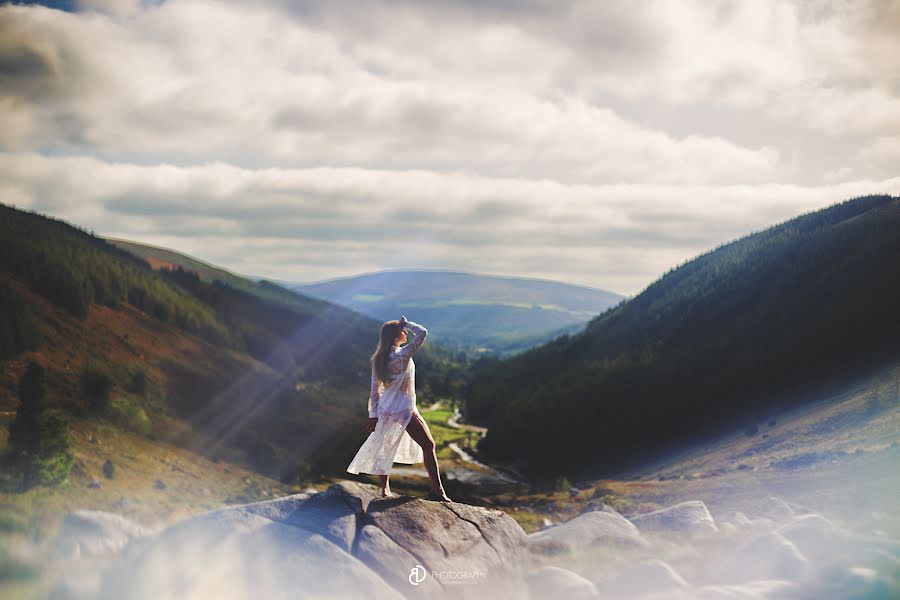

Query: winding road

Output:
[390, 406, 520, 487]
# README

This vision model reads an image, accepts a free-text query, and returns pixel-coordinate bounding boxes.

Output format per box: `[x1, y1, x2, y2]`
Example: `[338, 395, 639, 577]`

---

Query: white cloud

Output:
[857, 136, 900, 167]
[0, 0, 898, 294]
[3, 152, 898, 295]
[0, 1, 786, 185]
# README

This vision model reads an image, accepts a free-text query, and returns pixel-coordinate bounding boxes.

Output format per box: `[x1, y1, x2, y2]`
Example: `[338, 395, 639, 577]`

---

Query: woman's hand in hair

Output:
[367, 417, 378, 433]
[399, 315, 408, 329]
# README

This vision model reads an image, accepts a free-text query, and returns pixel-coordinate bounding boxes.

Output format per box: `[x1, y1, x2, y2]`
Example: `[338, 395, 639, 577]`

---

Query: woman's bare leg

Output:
[406, 412, 450, 499]
[378, 474, 392, 497]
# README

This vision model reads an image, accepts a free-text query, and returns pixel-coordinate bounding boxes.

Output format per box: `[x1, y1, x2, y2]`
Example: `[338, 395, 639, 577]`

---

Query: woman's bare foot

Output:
[380, 488, 399, 498]
[427, 489, 453, 502]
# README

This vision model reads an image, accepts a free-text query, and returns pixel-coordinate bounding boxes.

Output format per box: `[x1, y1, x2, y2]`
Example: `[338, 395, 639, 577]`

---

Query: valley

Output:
[1, 197, 898, 599]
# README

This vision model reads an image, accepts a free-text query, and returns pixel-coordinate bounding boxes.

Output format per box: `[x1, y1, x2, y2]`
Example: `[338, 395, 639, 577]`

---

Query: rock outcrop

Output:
[50, 486, 898, 600]
[98, 481, 527, 600]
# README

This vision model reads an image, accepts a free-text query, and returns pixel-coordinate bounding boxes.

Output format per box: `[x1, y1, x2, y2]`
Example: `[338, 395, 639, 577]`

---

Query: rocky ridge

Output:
[48, 481, 900, 599]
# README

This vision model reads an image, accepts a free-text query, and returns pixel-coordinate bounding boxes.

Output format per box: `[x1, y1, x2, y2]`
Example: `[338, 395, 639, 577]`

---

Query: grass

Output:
[0, 398, 484, 548]
[0, 408, 323, 598]
[419, 406, 482, 460]
[0, 415, 314, 542]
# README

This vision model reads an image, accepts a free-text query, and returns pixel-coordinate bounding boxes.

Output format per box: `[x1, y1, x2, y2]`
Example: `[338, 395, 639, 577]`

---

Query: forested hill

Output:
[105, 237, 322, 316]
[0, 203, 468, 483]
[467, 194, 900, 481]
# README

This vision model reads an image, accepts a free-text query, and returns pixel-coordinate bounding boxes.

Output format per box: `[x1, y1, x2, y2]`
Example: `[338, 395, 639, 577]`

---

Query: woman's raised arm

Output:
[397, 319, 427, 359]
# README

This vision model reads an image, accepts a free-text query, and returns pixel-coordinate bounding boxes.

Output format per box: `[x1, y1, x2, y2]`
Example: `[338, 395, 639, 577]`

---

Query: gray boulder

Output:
[775, 513, 837, 564]
[719, 511, 753, 530]
[355, 524, 445, 599]
[527, 510, 651, 556]
[630, 501, 719, 538]
[244, 484, 360, 551]
[719, 511, 780, 536]
[526, 565, 597, 599]
[718, 521, 738, 535]
[100, 509, 400, 600]
[48, 573, 104, 600]
[365, 496, 528, 598]
[754, 496, 795, 522]
[98, 480, 528, 600]
[599, 558, 688, 598]
[690, 579, 798, 599]
[55, 510, 155, 560]
[710, 530, 810, 584]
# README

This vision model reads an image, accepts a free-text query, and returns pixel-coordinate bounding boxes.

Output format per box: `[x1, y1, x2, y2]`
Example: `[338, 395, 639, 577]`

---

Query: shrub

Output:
[8, 362, 76, 489]
[554, 476, 571, 493]
[108, 398, 151, 435]
[285, 461, 311, 486]
[29, 432, 76, 487]
[0, 281, 41, 359]
[127, 370, 147, 396]
[0, 543, 42, 582]
[8, 361, 48, 452]
[82, 369, 113, 413]
[0, 508, 29, 534]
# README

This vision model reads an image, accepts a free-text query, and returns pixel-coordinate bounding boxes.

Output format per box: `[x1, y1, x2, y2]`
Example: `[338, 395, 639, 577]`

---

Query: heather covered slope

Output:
[467, 194, 900, 480]
[106, 237, 324, 317]
[0, 203, 469, 484]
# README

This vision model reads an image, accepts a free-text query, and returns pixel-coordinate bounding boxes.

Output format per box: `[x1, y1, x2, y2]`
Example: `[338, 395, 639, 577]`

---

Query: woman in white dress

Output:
[346, 315, 452, 502]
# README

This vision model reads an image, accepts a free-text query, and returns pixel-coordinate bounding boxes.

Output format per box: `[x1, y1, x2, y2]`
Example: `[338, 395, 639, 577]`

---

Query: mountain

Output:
[289, 270, 625, 357]
[466, 195, 900, 481]
[0, 203, 469, 486]
[105, 238, 326, 316]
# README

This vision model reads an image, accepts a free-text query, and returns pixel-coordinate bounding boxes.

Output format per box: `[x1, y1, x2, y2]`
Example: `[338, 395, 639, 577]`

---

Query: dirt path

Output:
[447, 408, 487, 438]
[444, 408, 520, 485]
[388, 405, 521, 489]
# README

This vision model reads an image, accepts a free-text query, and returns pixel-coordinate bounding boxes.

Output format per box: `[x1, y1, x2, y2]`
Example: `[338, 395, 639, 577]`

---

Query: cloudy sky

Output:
[1, 0, 898, 295]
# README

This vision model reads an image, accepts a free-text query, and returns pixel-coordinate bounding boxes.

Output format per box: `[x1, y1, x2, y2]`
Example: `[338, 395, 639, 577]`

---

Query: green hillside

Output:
[291, 270, 624, 357]
[0, 203, 470, 490]
[106, 238, 321, 315]
[105, 236, 474, 408]
[466, 195, 900, 481]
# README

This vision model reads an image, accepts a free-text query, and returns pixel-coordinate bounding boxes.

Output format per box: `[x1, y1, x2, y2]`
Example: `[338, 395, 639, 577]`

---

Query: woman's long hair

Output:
[371, 320, 404, 383]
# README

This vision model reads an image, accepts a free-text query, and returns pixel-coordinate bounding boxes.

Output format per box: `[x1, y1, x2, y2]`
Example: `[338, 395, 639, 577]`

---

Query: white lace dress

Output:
[346, 320, 428, 475]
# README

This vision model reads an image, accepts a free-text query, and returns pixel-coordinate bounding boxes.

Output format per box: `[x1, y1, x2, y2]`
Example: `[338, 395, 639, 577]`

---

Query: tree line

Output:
[466, 195, 900, 481]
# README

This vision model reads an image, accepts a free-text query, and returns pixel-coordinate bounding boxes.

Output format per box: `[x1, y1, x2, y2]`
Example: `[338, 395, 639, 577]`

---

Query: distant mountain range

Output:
[107, 241, 624, 357]
[467, 195, 900, 481]
[288, 271, 625, 357]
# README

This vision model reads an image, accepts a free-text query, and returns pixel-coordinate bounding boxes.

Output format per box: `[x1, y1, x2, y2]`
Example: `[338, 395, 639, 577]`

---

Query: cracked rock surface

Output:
[98, 480, 528, 600]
